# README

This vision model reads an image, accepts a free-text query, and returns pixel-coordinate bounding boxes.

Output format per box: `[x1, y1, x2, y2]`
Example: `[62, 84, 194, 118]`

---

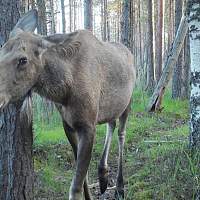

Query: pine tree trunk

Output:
[181, 31, 190, 99]
[73, 0, 76, 31]
[146, 0, 155, 95]
[84, 0, 93, 32]
[0, 1, 34, 199]
[69, 0, 72, 32]
[103, 0, 107, 41]
[121, 0, 130, 48]
[188, 1, 200, 148]
[61, 0, 66, 33]
[172, 0, 183, 99]
[155, 0, 163, 83]
[37, 0, 47, 35]
[49, 0, 56, 34]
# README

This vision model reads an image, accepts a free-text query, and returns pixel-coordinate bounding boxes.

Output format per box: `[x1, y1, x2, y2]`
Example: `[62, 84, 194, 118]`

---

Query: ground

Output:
[33, 90, 200, 200]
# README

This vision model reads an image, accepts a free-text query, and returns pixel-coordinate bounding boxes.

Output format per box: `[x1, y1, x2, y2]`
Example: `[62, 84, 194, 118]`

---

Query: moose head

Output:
[0, 9, 74, 108]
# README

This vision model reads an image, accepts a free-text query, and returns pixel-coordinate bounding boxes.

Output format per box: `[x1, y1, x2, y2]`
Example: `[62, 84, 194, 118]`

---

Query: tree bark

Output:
[188, 1, 200, 148]
[146, 0, 155, 95]
[121, 0, 130, 48]
[37, 0, 47, 35]
[69, 0, 72, 32]
[84, 0, 93, 32]
[181, 31, 190, 99]
[49, 0, 56, 34]
[172, 0, 183, 99]
[147, 14, 188, 112]
[103, 0, 108, 41]
[0, 1, 34, 199]
[0, 101, 34, 200]
[155, 0, 163, 83]
[61, 0, 66, 33]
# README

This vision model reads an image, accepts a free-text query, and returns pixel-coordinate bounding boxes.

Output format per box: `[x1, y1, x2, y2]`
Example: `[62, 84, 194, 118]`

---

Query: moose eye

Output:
[18, 57, 28, 67]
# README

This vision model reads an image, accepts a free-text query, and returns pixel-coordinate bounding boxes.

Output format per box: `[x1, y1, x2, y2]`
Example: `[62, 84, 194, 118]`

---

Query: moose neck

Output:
[35, 56, 73, 105]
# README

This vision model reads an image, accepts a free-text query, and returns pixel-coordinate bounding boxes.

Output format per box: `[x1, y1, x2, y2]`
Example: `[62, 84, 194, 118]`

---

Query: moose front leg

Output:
[69, 124, 95, 200]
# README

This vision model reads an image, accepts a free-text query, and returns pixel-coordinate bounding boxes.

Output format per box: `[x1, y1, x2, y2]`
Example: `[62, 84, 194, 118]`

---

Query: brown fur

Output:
[0, 27, 135, 199]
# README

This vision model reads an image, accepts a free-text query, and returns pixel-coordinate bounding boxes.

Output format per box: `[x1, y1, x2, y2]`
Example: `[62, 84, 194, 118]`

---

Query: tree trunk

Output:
[188, 1, 200, 148]
[0, 101, 34, 200]
[49, 0, 56, 34]
[69, 0, 72, 32]
[103, 0, 107, 41]
[168, 0, 175, 51]
[61, 0, 66, 33]
[121, 0, 130, 48]
[172, 0, 183, 99]
[84, 0, 93, 32]
[146, 0, 155, 95]
[147, 14, 188, 112]
[73, 0, 77, 31]
[37, 0, 47, 35]
[155, 0, 163, 83]
[0, 1, 34, 199]
[181, 31, 190, 99]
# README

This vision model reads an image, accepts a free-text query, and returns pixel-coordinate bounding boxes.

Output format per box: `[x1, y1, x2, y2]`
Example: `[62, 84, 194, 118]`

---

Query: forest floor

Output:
[33, 90, 200, 200]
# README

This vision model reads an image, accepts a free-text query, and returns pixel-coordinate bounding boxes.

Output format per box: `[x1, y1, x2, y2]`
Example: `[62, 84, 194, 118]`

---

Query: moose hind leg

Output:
[115, 103, 131, 199]
[62, 121, 92, 200]
[98, 120, 116, 194]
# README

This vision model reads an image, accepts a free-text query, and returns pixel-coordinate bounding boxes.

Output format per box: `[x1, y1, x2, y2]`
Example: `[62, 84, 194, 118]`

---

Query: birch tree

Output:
[188, 1, 200, 148]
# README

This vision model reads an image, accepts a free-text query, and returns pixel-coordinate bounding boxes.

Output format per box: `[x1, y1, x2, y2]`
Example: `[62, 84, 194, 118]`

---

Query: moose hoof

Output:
[69, 187, 83, 200]
[69, 193, 83, 200]
[98, 166, 109, 194]
[115, 188, 124, 200]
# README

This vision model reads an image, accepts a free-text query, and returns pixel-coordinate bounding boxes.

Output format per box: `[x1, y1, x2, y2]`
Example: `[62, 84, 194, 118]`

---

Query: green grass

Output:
[33, 89, 200, 200]
[34, 127, 66, 146]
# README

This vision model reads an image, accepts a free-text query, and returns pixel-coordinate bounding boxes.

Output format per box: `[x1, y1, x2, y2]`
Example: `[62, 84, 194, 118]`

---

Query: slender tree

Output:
[188, 1, 200, 148]
[121, 0, 131, 48]
[61, 0, 66, 33]
[84, 0, 93, 31]
[181, 31, 190, 99]
[103, 0, 108, 41]
[146, 0, 155, 95]
[37, 0, 47, 35]
[69, 0, 72, 32]
[49, 0, 56, 34]
[155, 0, 163, 83]
[172, 0, 183, 98]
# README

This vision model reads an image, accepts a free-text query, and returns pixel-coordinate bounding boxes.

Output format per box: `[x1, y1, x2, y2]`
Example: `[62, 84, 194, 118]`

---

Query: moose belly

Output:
[97, 87, 132, 124]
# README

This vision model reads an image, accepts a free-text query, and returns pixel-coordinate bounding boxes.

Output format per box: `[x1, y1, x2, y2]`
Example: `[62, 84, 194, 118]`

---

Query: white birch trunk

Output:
[189, 2, 200, 147]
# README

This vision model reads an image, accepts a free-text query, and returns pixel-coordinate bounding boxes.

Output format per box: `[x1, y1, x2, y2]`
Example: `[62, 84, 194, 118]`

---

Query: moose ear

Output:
[9, 9, 38, 38]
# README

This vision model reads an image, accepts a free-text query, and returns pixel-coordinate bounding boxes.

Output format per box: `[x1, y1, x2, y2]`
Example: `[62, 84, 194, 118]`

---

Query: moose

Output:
[0, 10, 135, 200]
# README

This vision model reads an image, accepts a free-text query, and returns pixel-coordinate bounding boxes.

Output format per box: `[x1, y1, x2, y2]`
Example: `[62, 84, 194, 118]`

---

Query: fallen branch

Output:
[143, 139, 187, 144]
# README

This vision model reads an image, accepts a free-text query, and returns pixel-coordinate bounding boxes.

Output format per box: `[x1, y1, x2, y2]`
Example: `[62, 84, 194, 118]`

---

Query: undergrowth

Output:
[33, 90, 200, 200]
